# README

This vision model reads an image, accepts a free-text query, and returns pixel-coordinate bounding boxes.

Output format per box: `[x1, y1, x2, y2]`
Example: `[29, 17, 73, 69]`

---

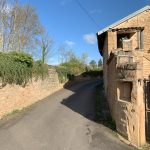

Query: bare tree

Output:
[40, 33, 53, 63]
[58, 45, 77, 64]
[80, 52, 88, 65]
[0, 0, 9, 51]
[58, 45, 68, 63]
[10, 4, 43, 51]
[0, 1, 43, 52]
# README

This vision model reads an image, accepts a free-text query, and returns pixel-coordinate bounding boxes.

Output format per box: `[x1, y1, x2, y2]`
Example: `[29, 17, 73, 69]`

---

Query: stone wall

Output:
[143, 56, 150, 79]
[107, 56, 117, 120]
[103, 35, 108, 95]
[106, 10, 150, 52]
[0, 68, 63, 119]
[115, 10, 150, 50]
[106, 52, 146, 147]
[100, 8, 150, 147]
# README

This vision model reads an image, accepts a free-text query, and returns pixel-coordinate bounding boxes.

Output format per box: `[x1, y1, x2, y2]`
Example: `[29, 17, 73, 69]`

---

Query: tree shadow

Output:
[61, 79, 116, 131]
[61, 80, 100, 121]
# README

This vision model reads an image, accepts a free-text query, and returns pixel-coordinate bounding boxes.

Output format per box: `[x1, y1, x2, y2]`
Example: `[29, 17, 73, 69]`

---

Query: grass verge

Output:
[95, 83, 116, 131]
[4, 109, 20, 117]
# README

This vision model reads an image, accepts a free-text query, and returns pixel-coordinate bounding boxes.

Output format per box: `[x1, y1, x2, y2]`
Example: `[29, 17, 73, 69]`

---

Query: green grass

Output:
[4, 109, 20, 117]
[95, 83, 116, 131]
[140, 144, 150, 150]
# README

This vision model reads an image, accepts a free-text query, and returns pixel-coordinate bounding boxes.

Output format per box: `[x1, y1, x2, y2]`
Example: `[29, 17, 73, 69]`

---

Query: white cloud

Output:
[60, 0, 73, 5]
[90, 9, 102, 14]
[83, 33, 97, 44]
[64, 40, 75, 46]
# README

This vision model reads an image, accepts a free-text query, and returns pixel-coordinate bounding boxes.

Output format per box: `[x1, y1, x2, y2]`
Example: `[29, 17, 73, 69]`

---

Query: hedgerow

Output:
[0, 52, 49, 86]
[32, 60, 49, 80]
[56, 58, 86, 83]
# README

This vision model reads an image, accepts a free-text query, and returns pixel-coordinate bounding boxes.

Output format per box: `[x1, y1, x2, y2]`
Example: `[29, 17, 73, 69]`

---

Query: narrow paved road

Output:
[0, 80, 136, 150]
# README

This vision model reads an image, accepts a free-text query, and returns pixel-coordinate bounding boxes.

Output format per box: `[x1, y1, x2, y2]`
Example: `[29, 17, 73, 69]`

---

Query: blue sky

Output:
[20, 0, 149, 65]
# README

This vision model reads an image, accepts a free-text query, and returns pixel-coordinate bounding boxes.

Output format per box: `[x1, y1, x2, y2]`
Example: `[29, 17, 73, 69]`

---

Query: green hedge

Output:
[0, 52, 48, 86]
[56, 66, 68, 83]
[9, 51, 33, 67]
[56, 59, 86, 83]
[32, 60, 49, 80]
[81, 70, 103, 78]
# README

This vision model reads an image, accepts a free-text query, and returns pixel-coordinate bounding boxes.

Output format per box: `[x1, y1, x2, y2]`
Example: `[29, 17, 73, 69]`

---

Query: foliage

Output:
[0, 52, 32, 85]
[98, 59, 103, 67]
[0, 52, 49, 86]
[61, 58, 85, 75]
[32, 60, 49, 80]
[89, 60, 97, 69]
[56, 50, 103, 83]
[80, 52, 88, 65]
[95, 84, 116, 131]
[81, 70, 103, 78]
[56, 66, 68, 83]
[56, 57, 86, 83]
[40, 33, 53, 63]
[9, 51, 33, 67]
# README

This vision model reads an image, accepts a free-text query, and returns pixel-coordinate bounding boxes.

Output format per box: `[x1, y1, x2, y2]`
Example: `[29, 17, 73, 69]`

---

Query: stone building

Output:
[96, 6, 150, 147]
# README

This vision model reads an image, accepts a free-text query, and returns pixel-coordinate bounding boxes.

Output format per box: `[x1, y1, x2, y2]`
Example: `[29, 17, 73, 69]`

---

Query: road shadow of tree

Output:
[61, 78, 116, 131]
[61, 80, 99, 121]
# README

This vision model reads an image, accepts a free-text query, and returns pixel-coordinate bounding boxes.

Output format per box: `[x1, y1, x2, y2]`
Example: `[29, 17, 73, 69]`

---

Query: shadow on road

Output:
[61, 79, 116, 132]
[61, 80, 100, 122]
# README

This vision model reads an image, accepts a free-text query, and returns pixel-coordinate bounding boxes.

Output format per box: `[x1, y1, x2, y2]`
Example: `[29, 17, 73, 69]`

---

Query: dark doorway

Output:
[144, 80, 150, 141]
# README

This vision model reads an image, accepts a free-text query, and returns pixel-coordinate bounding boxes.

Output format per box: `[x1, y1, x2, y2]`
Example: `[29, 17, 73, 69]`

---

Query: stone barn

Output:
[96, 5, 150, 147]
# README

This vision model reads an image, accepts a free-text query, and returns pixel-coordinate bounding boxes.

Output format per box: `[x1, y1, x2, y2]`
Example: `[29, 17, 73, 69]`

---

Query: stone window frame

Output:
[117, 81, 133, 102]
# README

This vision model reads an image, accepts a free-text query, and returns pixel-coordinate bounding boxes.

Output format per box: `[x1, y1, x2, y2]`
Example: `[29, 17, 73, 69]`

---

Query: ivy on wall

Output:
[0, 52, 48, 86]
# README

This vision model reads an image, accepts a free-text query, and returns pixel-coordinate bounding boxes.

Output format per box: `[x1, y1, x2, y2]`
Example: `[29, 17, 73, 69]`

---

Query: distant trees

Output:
[80, 52, 88, 65]
[56, 50, 87, 82]
[98, 59, 103, 67]
[58, 45, 77, 64]
[89, 60, 97, 69]
[0, 0, 43, 52]
[0, 0, 101, 70]
[88, 59, 103, 70]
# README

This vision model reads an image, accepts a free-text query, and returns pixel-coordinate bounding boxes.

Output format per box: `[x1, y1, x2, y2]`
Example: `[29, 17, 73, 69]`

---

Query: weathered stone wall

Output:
[107, 10, 150, 52]
[0, 68, 63, 119]
[101, 9, 150, 147]
[107, 52, 147, 147]
[107, 56, 117, 120]
[116, 81, 143, 147]
[143, 56, 150, 79]
[108, 31, 117, 52]
[114, 10, 150, 50]
[103, 35, 109, 95]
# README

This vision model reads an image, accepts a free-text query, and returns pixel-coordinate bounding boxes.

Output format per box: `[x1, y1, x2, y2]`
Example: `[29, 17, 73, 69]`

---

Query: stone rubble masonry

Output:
[0, 68, 64, 119]
[99, 8, 150, 147]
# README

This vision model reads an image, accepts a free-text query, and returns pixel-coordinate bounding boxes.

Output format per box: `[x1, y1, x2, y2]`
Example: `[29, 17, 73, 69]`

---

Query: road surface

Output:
[0, 80, 136, 150]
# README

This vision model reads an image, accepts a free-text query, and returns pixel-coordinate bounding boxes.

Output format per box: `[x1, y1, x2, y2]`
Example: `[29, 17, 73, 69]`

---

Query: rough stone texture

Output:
[103, 36, 108, 95]
[0, 68, 63, 119]
[114, 11, 150, 51]
[107, 52, 146, 147]
[98, 8, 150, 147]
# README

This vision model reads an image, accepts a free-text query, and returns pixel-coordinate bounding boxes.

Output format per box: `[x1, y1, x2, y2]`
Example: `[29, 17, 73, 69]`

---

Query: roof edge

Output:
[97, 5, 150, 35]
